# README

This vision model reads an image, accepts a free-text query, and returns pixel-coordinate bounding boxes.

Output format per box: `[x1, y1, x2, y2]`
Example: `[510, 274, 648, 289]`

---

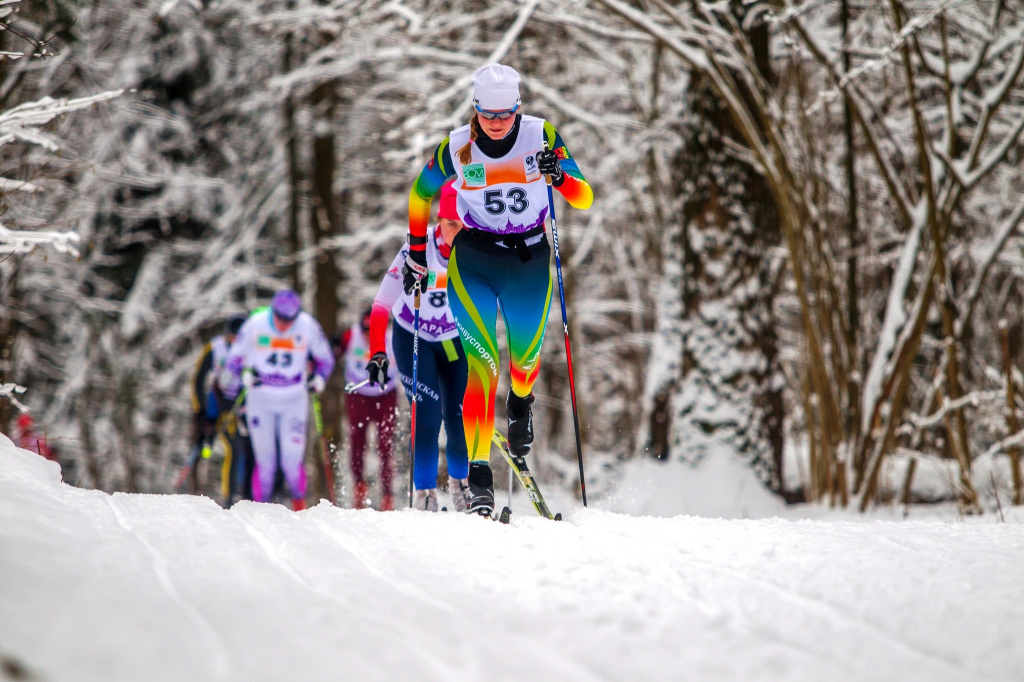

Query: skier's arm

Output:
[408, 139, 457, 253]
[369, 249, 407, 356]
[220, 324, 251, 398]
[191, 343, 214, 413]
[308, 322, 336, 382]
[543, 121, 593, 210]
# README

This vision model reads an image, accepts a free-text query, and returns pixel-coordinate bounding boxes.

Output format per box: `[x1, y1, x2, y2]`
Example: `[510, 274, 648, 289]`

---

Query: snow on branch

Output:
[0, 90, 122, 256]
[906, 391, 1004, 430]
[0, 383, 28, 413]
[0, 90, 124, 151]
[957, 194, 1024, 335]
[0, 177, 39, 193]
[805, 0, 959, 114]
[860, 215, 926, 434]
[767, 0, 831, 28]
[981, 427, 1024, 461]
[0, 221, 80, 256]
[399, 0, 543, 134]
[0, 0, 76, 59]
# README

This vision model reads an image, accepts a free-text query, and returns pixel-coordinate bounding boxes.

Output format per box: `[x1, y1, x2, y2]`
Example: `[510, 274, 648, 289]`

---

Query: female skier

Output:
[401, 63, 593, 516]
[366, 179, 470, 512]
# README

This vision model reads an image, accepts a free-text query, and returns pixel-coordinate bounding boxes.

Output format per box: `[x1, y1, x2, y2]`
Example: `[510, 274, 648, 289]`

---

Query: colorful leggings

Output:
[447, 233, 553, 461]
[392, 325, 469, 490]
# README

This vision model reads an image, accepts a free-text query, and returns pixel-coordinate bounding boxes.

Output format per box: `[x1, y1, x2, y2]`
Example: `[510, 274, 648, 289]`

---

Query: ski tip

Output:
[499, 506, 512, 524]
[441, 506, 448, 512]
[554, 512, 562, 521]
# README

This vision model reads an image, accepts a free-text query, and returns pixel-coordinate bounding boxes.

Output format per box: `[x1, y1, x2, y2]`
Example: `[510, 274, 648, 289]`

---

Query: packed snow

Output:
[3, 433, 1024, 682]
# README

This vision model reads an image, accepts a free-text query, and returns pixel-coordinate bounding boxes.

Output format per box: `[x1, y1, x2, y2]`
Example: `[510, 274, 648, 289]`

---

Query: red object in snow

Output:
[13, 414, 57, 461]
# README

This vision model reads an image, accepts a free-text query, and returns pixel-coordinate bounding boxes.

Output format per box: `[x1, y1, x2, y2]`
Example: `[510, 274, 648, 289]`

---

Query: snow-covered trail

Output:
[3, 438, 1024, 682]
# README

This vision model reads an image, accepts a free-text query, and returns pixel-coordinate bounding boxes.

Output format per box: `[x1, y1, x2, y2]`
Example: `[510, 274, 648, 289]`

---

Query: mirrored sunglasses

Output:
[474, 102, 520, 120]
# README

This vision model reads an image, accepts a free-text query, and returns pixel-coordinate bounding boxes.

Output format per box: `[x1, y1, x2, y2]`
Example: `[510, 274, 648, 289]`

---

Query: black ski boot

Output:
[467, 461, 494, 517]
[507, 390, 535, 457]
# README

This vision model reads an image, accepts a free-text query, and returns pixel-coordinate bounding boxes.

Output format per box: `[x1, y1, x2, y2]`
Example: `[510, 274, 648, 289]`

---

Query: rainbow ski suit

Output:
[407, 115, 593, 461]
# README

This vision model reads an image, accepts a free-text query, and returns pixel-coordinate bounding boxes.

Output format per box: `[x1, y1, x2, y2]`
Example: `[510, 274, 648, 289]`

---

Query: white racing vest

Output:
[344, 324, 397, 396]
[449, 115, 550, 236]
[225, 310, 334, 395]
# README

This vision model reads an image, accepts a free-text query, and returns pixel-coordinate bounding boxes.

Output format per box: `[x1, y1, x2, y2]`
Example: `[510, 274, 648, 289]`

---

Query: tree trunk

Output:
[657, 4, 785, 491]
[1000, 322, 1023, 505]
[309, 82, 344, 502]
[0, 265, 20, 433]
[841, 0, 862, 458]
[284, 29, 302, 292]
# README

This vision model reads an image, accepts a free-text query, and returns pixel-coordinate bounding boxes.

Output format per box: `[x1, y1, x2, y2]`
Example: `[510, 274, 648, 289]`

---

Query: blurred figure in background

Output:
[180, 315, 244, 494]
[13, 413, 57, 462]
[339, 308, 398, 510]
[367, 179, 469, 512]
[212, 315, 254, 507]
[221, 290, 335, 511]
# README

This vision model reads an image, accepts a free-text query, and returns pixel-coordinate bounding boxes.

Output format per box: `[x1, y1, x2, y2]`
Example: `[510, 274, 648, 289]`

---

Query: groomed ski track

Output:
[2, 437, 1023, 682]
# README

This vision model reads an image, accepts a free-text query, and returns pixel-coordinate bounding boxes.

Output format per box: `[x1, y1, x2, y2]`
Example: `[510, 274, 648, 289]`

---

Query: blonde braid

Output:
[456, 113, 480, 166]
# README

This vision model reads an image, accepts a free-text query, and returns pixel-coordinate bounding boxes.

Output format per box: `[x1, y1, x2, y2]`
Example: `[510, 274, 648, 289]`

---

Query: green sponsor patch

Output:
[257, 335, 271, 347]
[427, 271, 437, 287]
[463, 162, 486, 187]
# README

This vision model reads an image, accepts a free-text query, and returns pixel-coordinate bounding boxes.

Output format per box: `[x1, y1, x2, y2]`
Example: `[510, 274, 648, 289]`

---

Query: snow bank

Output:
[0, 430, 62, 484]
[605, 452, 785, 519]
[3, 436, 1024, 682]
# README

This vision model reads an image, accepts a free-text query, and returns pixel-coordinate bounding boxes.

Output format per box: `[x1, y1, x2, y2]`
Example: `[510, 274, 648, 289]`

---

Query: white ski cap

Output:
[472, 63, 521, 111]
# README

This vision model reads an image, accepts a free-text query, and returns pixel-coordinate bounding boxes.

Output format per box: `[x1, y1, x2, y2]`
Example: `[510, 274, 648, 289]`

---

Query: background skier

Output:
[182, 315, 244, 494]
[367, 179, 470, 512]
[222, 290, 335, 511]
[339, 308, 398, 510]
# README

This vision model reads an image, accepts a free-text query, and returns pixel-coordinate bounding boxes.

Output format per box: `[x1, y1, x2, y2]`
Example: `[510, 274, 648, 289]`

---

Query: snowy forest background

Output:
[2, 0, 1024, 514]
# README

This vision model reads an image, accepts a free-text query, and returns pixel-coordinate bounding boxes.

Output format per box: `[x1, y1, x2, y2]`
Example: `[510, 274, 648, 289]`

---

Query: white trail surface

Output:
[2, 436, 1023, 681]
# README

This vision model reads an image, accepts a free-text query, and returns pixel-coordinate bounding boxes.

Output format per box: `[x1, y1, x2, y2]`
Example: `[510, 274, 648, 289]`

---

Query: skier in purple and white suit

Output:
[222, 289, 335, 510]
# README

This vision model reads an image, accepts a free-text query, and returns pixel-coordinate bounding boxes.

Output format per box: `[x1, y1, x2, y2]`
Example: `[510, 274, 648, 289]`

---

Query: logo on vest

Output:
[463, 162, 486, 188]
[524, 154, 540, 182]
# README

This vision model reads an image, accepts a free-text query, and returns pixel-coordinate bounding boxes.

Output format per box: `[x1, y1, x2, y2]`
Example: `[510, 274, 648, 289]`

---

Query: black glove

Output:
[366, 351, 390, 387]
[402, 249, 429, 296]
[536, 148, 564, 186]
[307, 374, 326, 394]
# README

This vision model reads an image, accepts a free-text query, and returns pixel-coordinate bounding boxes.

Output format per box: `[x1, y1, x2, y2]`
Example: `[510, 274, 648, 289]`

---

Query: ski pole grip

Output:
[414, 283, 421, 310]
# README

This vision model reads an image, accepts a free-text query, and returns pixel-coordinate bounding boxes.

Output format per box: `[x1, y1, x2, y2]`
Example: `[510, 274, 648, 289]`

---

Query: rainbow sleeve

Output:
[543, 121, 593, 210]
[408, 138, 457, 252]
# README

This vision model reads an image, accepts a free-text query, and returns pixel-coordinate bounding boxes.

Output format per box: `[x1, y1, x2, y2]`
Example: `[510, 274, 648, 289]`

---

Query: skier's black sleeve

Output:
[191, 342, 214, 414]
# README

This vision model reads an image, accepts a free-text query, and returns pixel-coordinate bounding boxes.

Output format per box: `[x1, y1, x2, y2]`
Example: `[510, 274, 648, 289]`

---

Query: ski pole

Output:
[344, 379, 371, 394]
[175, 444, 203, 491]
[408, 281, 422, 508]
[311, 393, 336, 504]
[544, 142, 588, 507]
[507, 462, 513, 510]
